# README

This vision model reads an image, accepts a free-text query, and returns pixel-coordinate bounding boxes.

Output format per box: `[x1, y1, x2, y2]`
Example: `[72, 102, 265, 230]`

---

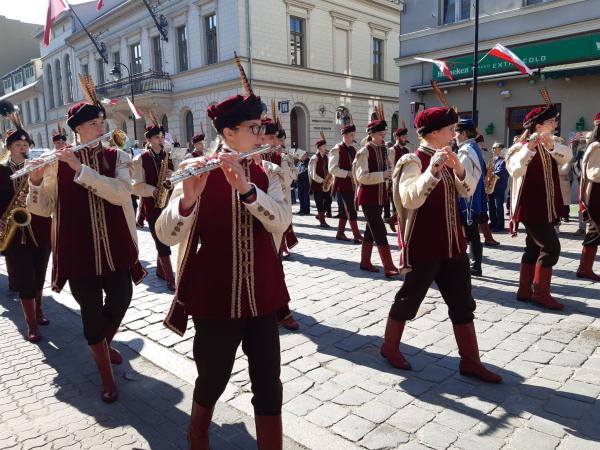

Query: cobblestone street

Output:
[1, 204, 600, 449]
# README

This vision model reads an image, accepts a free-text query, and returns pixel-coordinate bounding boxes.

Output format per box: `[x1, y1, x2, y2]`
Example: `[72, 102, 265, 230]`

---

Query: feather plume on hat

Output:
[233, 51, 253, 97]
[78, 74, 102, 108]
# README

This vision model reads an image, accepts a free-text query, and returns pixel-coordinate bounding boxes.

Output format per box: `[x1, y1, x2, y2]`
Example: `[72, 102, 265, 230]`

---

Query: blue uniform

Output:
[489, 156, 509, 231]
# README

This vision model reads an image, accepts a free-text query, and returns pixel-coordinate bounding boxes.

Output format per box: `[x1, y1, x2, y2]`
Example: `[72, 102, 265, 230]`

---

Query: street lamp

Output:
[110, 62, 138, 142]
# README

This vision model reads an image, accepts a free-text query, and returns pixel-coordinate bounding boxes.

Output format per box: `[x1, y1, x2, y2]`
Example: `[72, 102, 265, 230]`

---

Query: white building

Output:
[40, 0, 401, 151]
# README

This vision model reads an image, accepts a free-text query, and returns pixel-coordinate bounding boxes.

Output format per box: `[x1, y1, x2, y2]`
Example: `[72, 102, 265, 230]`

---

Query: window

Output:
[81, 63, 89, 75]
[55, 60, 63, 105]
[161, 115, 168, 132]
[96, 59, 105, 85]
[442, 0, 470, 25]
[25, 101, 32, 125]
[2, 78, 11, 92]
[14, 71, 23, 86]
[130, 43, 142, 74]
[65, 55, 73, 102]
[152, 36, 162, 72]
[24, 65, 34, 80]
[112, 51, 120, 66]
[525, 0, 548, 4]
[289, 16, 305, 67]
[176, 26, 188, 72]
[373, 38, 383, 80]
[184, 110, 194, 145]
[33, 98, 40, 122]
[205, 14, 218, 65]
[334, 28, 349, 74]
[46, 65, 55, 109]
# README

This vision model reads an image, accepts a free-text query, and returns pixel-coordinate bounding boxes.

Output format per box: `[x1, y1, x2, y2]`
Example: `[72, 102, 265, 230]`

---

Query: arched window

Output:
[65, 55, 73, 102]
[290, 105, 308, 150]
[46, 65, 55, 109]
[391, 112, 399, 131]
[184, 110, 194, 146]
[55, 60, 63, 106]
[161, 115, 169, 132]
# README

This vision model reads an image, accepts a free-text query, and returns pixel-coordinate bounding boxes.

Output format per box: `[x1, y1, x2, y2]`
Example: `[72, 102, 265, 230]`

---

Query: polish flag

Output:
[43, 0, 67, 47]
[101, 97, 119, 106]
[96, 0, 104, 10]
[414, 57, 453, 80]
[487, 44, 534, 76]
[126, 97, 143, 120]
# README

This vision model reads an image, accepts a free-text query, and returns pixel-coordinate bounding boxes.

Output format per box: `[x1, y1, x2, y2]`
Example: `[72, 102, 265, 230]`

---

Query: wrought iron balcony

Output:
[95, 70, 172, 98]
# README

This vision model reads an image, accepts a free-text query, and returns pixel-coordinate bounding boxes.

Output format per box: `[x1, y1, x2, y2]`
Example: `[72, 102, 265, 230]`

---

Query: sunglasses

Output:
[237, 124, 265, 136]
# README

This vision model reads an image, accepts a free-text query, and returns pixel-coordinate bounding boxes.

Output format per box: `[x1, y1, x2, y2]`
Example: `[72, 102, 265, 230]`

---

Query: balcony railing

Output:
[95, 70, 172, 98]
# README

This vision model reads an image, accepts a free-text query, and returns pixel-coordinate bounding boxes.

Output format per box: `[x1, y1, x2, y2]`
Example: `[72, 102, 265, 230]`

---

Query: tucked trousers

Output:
[463, 220, 483, 266]
[522, 222, 561, 267]
[314, 191, 329, 215]
[69, 269, 133, 345]
[148, 216, 171, 257]
[192, 314, 282, 415]
[4, 243, 50, 299]
[361, 205, 388, 246]
[389, 254, 476, 325]
[338, 191, 358, 221]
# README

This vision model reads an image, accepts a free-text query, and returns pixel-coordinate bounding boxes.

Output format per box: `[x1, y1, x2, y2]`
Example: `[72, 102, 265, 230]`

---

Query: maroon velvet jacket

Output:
[357, 143, 388, 207]
[0, 162, 51, 250]
[399, 147, 467, 267]
[516, 147, 563, 226]
[391, 145, 409, 166]
[175, 161, 290, 320]
[310, 153, 328, 193]
[334, 143, 356, 193]
[264, 152, 282, 166]
[140, 150, 174, 222]
[52, 147, 144, 291]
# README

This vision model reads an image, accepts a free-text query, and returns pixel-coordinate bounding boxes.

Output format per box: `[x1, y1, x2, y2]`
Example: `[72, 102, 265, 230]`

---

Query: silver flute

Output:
[10, 131, 114, 180]
[163, 144, 274, 189]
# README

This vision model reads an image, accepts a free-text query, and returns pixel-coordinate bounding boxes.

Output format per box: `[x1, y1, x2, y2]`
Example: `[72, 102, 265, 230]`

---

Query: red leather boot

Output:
[336, 218, 351, 241]
[380, 318, 411, 370]
[105, 325, 124, 365]
[532, 265, 564, 310]
[158, 256, 176, 291]
[516, 263, 535, 302]
[349, 220, 363, 244]
[377, 245, 399, 278]
[480, 223, 500, 246]
[156, 257, 165, 280]
[35, 290, 50, 326]
[21, 299, 41, 342]
[360, 242, 379, 272]
[453, 322, 502, 383]
[576, 246, 600, 281]
[255, 415, 283, 450]
[386, 215, 398, 232]
[188, 401, 213, 450]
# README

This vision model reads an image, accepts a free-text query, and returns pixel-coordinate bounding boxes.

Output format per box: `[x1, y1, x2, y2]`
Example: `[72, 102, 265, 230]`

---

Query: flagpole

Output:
[64, 0, 108, 64]
[472, 0, 480, 126]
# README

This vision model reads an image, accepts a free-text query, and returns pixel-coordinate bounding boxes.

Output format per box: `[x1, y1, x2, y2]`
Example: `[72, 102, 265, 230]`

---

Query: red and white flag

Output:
[126, 97, 143, 120]
[486, 43, 534, 76]
[96, 0, 104, 10]
[43, 0, 67, 47]
[414, 57, 453, 80]
[101, 97, 119, 106]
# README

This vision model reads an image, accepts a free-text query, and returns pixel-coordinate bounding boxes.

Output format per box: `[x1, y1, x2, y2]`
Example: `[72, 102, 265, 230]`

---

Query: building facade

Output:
[0, 16, 42, 92]
[396, 0, 600, 149]
[39, 0, 401, 152]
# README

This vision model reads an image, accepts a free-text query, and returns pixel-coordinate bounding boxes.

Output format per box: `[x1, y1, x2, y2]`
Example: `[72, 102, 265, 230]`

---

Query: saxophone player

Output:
[0, 102, 51, 342]
[131, 121, 176, 291]
[489, 143, 509, 232]
[26, 77, 146, 403]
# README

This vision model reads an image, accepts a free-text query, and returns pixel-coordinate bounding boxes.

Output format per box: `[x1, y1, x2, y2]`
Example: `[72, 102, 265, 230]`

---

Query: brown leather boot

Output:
[380, 318, 411, 370]
[35, 290, 50, 326]
[105, 325, 124, 365]
[359, 241, 379, 272]
[89, 340, 118, 403]
[317, 213, 330, 228]
[480, 223, 500, 246]
[158, 256, 176, 291]
[377, 245, 399, 278]
[386, 215, 397, 233]
[255, 415, 283, 450]
[532, 265, 564, 310]
[576, 246, 600, 281]
[156, 257, 165, 280]
[21, 298, 41, 342]
[517, 263, 535, 302]
[349, 220, 363, 244]
[336, 218, 351, 241]
[453, 323, 502, 383]
[188, 401, 213, 450]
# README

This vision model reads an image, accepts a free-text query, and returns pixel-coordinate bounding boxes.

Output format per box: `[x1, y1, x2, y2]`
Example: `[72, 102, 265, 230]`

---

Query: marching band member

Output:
[507, 91, 570, 310]
[0, 102, 51, 342]
[296, 150, 310, 215]
[354, 107, 399, 277]
[488, 143, 509, 232]
[156, 79, 290, 448]
[385, 106, 501, 383]
[455, 119, 487, 277]
[309, 135, 331, 228]
[328, 122, 363, 243]
[189, 127, 206, 158]
[131, 116, 176, 291]
[27, 76, 146, 403]
[385, 123, 411, 232]
[577, 112, 600, 281]
[52, 122, 68, 151]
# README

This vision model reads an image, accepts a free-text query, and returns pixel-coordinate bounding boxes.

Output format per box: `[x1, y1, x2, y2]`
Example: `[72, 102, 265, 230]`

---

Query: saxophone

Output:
[0, 177, 31, 252]
[484, 159, 499, 195]
[154, 148, 171, 209]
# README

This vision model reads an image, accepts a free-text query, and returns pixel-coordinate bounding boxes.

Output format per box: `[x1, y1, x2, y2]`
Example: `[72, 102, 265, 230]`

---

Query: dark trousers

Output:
[389, 254, 476, 324]
[192, 314, 282, 415]
[489, 189, 505, 230]
[361, 205, 388, 246]
[298, 186, 310, 214]
[338, 191, 358, 221]
[148, 216, 171, 257]
[131, 195, 138, 215]
[336, 193, 344, 216]
[314, 191, 329, 214]
[463, 220, 483, 268]
[5, 243, 50, 299]
[69, 269, 133, 345]
[522, 222, 561, 267]
[384, 185, 394, 218]
[325, 192, 332, 215]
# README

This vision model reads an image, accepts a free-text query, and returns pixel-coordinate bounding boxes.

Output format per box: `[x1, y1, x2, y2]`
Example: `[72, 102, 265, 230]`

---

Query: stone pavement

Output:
[2, 202, 600, 449]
